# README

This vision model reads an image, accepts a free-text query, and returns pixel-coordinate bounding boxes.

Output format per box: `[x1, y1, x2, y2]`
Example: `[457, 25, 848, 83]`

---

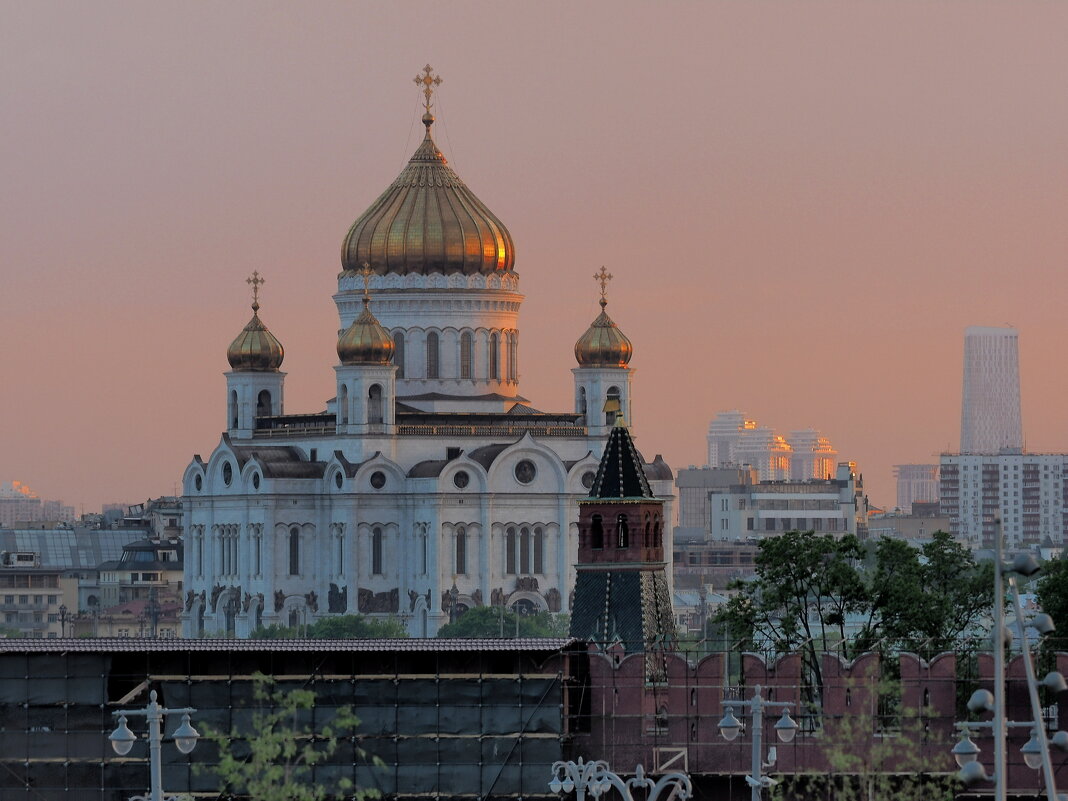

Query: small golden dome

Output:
[340, 115, 515, 277]
[338, 298, 395, 366]
[575, 297, 633, 368]
[227, 299, 284, 372]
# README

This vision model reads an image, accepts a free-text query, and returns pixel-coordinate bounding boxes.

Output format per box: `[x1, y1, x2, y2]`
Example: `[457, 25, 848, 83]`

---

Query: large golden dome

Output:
[338, 297, 395, 366]
[341, 114, 515, 277]
[227, 302, 284, 372]
[575, 297, 633, 368]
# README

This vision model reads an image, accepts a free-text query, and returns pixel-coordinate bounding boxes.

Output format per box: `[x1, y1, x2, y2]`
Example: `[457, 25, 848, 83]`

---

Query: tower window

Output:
[368, 384, 383, 425]
[339, 385, 349, 425]
[578, 387, 587, 416]
[591, 515, 604, 550]
[455, 526, 467, 575]
[256, 389, 272, 420]
[606, 386, 621, 426]
[229, 390, 239, 429]
[460, 332, 473, 379]
[616, 514, 629, 548]
[393, 332, 405, 378]
[489, 333, 499, 379]
[288, 527, 300, 576]
[426, 332, 440, 379]
[507, 332, 518, 381]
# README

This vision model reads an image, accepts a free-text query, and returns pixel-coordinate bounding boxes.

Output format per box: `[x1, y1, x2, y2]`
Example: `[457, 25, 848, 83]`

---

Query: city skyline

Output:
[3, 3, 1068, 511]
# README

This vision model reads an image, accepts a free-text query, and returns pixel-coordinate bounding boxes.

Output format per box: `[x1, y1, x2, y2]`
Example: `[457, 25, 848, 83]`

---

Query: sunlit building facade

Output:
[705, 412, 838, 482]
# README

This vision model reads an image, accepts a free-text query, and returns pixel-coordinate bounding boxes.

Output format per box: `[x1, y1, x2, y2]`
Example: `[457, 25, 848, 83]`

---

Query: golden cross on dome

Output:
[358, 262, 374, 304]
[594, 266, 613, 306]
[246, 271, 264, 311]
[414, 64, 443, 114]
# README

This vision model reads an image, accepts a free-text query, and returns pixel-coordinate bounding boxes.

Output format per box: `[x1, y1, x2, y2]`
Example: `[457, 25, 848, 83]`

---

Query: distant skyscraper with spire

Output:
[960, 326, 1022, 454]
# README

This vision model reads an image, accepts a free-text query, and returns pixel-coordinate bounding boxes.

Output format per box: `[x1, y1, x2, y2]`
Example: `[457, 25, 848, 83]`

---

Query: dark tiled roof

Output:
[588, 423, 654, 499]
[334, 450, 368, 478]
[408, 459, 451, 478]
[644, 454, 674, 482]
[568, 572, 675, 653]
[397, 392, 531, 403]
[0, 637, 577, 653]
[466, 443, 510, 470]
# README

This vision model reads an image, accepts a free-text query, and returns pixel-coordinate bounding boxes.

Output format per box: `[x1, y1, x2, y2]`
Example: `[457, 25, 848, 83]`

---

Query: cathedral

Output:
[180, 68, 673, 638]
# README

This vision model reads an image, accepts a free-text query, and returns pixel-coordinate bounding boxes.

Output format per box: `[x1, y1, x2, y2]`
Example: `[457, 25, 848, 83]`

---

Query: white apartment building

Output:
[676, 462, 868, 542]
[940, 453, 1067, 549]
[960, 326, 1023, 454]
[894, 464, 940, 512]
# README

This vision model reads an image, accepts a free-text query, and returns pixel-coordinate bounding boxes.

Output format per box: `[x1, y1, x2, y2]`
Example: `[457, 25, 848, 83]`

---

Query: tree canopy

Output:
[249, 614, 408, 639]
[714, 530, 991, 698]
[1036, 555, 1068, 650]
[436, 606, 569, 638]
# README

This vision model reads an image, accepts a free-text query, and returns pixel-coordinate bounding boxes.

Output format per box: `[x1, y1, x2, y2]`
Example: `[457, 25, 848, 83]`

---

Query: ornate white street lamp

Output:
[718, 684, 798, 801]
[108, 689, 199, 801]
[549, 757, 692, 801]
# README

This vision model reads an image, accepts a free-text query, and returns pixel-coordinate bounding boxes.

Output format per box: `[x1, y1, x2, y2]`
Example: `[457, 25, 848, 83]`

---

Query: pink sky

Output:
[2, 2, 1067, 513]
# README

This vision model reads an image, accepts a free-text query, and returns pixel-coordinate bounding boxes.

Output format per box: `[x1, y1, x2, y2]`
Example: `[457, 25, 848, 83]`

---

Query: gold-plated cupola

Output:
[227, 272, 285, 372]
[574, 267, 633, 368]
[337, 265, 395, 366]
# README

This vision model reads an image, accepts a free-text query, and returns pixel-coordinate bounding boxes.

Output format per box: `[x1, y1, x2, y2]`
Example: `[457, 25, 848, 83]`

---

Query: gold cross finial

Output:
[594, 266, 613, 308]
[358, 262, 374, 307]
[246, 271, 265, 312]
[414, 64, 443, 115]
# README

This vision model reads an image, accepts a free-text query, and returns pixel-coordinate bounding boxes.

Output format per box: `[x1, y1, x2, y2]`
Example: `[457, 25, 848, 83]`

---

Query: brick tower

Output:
[570, 419, 676, 671]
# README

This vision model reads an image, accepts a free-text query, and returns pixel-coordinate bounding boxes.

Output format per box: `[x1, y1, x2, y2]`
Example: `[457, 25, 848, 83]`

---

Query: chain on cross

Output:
[414, 64, 443, 114]
[593, 266, 613, 304]
[247, 271, 265, 311]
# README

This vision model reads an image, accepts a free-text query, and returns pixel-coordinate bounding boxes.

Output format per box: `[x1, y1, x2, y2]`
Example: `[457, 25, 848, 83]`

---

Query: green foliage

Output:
[1036, 556, 1068, 650]
[714, 530, 991, 698]
[436, 606, 569, 638]
[771, 678, 958, 801]
[200, 673, 380, 801]
[0, 625, 23, 638]
[249, 614, 408, 640]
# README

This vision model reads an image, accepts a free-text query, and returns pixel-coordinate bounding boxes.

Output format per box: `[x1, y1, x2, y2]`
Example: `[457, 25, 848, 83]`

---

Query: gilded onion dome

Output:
[340, 111, 515, 277]
[338, 294, 395, 366]
[227, 276, 284, 371]
[575, 296, 634, 367]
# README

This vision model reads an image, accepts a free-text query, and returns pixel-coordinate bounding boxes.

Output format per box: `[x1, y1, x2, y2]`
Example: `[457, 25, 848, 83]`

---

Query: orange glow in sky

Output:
[2, 2, 1067, 511]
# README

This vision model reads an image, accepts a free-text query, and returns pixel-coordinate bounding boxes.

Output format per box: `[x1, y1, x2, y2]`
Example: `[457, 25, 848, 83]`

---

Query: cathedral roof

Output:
[587, 421, 655, 500]
[226, 274, 284, 372]
[574, 286, 633, 368]
[337, 295, 395, 366]
[340, 113, 514, 277]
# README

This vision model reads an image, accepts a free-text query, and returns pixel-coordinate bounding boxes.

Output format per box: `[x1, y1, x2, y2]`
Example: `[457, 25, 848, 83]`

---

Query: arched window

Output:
[289, 609, 300, 629]
[256, 389, 272, 420]
[520, 526, 531, 574]
[371, 527, 383, 575]
[426, 332, 440, 379]
[644, 516, 651, 548]
[505, 526, 517, 574]
[288, 527, 300, 576]
[489, 333, 499, 379]
[616, 514, 629, 548]
[606, 386, 621, 426]
[455, 526, 467, 575]
[368, 384, 383, 424]
[654, 516, 662, 548]
[230, 390, 239, 429]
[507, 332, 518, 381]
[578, 387, 587, 416]
[393, 332, 405, 378]
[460, 332, 473, 379]
[590, 515, 604, 550]
[339, 385, 349, 425]
[533, 527, 544, 574]
[335, 528, 344, 576]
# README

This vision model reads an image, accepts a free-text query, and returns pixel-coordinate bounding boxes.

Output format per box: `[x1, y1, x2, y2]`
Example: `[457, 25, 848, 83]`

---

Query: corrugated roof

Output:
[0, 637, 577, 653]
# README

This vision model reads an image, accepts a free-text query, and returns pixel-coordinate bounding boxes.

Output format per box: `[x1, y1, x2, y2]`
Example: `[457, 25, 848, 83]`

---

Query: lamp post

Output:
[718, 684, 799, 801]
[58, 604, 68, 637]
[109, 690, 199, 801]
[549, 757, 692, 801]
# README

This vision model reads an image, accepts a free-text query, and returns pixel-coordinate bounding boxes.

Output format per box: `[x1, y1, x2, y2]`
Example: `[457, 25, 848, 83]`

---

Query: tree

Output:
[1036, 555, 1068, 650]
[201, 673, 380, 801]
[249, 614, 408, 640]
[436, 606, 569, 638]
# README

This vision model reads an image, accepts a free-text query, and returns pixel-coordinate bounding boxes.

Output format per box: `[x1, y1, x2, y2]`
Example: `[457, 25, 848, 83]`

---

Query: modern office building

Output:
[960, 326, 1023, 454]
[705, 412, 838, 482]
[893, 464, 940, 512]
[939, 452, 1068, 549]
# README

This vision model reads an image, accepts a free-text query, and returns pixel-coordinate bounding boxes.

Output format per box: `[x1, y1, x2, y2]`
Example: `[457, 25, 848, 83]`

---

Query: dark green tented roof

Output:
[588, 422, 655, 499]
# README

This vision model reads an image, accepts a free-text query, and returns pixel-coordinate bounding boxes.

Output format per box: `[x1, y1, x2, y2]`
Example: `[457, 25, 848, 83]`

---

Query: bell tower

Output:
[573, 268, 634, 438]
[570, 419, 676, 676]
[225, 272, 285, 439]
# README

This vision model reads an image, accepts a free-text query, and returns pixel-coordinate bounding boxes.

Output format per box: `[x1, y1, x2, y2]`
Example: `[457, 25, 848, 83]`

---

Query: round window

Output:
[514, 460, 536, 485]
[581, 471, 596, 490]
[222, 462, 233, 486]
[335, 472, 344, 489]
[453, 471, 470, 489]
[194, 475, 203, 492]
[252, 472, 260, 490]
[370, 471, 386, 489]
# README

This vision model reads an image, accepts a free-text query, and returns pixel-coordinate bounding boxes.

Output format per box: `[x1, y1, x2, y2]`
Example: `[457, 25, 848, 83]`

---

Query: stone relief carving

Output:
[210, 584, 224, 611]
[515, 576, 539, 593]
[471, 588, 483, 607]
[545, 587, 562, 613]
[185, 590, 195, 612]
[408, 589, 420, 612]
[274, 590, 286, 613]
[357, 587, 399, 614]
[328, 584, 348, 614]
[490, 587, 505, 607]
[305, 591, 319, 613]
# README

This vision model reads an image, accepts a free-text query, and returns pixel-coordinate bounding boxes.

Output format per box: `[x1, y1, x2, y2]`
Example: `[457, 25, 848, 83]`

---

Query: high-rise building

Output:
[705, 412, 838, 482]
[893, 464, 940, 512]
[939, 453, 1066, 549]
[960, 326, 1023, 454]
